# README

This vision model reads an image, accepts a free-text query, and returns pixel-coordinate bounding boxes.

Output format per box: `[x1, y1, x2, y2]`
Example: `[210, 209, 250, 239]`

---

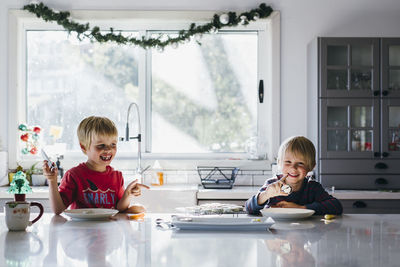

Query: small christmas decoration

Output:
[219, 13, 230, 25]
[18, 124, 41, 155]
[8, 171, 32, 201]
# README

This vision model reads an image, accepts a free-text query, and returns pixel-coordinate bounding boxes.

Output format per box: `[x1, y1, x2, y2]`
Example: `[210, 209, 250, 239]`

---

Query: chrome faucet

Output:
[121, 102, 150, 175]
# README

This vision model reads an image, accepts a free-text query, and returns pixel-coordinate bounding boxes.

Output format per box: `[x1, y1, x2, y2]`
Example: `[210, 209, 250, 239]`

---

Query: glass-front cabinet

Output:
[320, 99, 379, 158]
[382, 98, 400, 157]
[318, 37, 400, 190]
[320, 38, 379, 98]
[382, 38, 400, 98]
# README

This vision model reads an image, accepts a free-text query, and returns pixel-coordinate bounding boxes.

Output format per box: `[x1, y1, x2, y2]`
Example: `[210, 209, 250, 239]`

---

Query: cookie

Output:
[281, 184, 292, 194]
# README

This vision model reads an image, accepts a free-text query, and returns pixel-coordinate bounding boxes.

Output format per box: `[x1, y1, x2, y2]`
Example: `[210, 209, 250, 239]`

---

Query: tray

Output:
[170, 214, 275, 231]
[197, 166, 239, 189]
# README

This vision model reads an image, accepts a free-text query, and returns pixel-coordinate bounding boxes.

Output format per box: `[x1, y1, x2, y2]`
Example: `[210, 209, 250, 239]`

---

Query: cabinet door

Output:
[381, 98, 400, 158]
[320, 98, 379, 158]
[381, 38, 400, 98]
[319, 38, 379, 98]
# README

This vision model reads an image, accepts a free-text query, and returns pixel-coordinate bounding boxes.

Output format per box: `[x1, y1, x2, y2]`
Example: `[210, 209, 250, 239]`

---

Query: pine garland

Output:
[23, 2, 273, 50]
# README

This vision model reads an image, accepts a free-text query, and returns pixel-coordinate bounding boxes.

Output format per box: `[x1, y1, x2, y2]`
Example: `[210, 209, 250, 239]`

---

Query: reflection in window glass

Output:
[389, 70, 400, 91]
[27, 31, 140, 151]
[350, 69, 371, 90]
[327, 107, 347, 127]
[327, 45, 347, 65]
[389, 106, 400, 128]
[389, 45, 400, 66]
[327, 130, 347, 151]
[327, 70, 347, 90]
[352, 45, 372, 66]
[151, 32, 258, 153]
[351, 106, 372, 127]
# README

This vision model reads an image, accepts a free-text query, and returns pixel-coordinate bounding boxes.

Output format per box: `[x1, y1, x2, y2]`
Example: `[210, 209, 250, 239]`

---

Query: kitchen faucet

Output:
[121, 102, 150, 175]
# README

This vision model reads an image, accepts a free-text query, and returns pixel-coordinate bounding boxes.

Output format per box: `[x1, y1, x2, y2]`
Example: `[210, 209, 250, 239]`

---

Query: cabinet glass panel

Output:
[327, 45, 347, 65]
[351, 130, 372, 151]
[389, 45, 400, 66]
[350, 69, 371, 90]
[389, 70, 400, 91]
[351, 106, 372, 127]
[388, 106, 400, 151]
[327, 130, 347, 151]
[327, 70, 347, 90]
[327, 107, 347, 127]
[352, 45, 372, 66]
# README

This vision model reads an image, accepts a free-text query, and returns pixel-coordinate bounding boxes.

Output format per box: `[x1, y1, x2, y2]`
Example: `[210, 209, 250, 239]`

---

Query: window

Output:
[8, 10, 280, 168]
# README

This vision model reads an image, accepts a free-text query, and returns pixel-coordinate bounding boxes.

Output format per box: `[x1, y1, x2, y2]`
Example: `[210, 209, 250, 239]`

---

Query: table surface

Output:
[1, 212, 400, 267]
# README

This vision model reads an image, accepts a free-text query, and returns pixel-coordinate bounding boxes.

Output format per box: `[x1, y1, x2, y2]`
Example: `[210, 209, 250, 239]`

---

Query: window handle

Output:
[259, 80, 264, 103]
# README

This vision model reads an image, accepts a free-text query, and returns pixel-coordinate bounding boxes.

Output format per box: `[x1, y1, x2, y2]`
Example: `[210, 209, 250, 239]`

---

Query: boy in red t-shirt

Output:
[43, 116, 149, 215]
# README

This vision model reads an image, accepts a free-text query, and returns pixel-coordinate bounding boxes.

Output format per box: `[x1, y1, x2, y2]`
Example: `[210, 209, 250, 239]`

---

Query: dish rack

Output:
[197, 166, 240, 189]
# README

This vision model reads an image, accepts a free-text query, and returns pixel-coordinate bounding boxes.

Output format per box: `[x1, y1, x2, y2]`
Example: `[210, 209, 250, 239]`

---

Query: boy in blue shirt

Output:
[246, 136, 342, 215]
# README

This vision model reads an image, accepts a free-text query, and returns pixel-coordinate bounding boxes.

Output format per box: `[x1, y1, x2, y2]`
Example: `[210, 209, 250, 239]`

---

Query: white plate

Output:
[64, 208, 118, 220]
[261, 208, 315, 220]
[171, 214, 275, 231]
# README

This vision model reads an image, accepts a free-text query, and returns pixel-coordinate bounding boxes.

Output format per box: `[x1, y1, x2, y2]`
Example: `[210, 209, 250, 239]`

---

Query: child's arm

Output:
[245, 176, 289, 214]
[42, 161, 66, 215]
[117, 179, 149, 212]
[304, 182, 343, 215]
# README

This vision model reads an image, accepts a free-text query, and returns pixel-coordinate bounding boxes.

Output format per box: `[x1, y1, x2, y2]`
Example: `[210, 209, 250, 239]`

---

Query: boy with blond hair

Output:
[246, 136, 342, 215]
[43, 116, 148, 215]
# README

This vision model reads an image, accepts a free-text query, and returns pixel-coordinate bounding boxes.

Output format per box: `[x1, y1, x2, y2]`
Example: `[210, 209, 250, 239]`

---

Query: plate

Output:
[170, 214, 275, 231]
[261, 208, 315, 220]
[64, 208, 119, 220]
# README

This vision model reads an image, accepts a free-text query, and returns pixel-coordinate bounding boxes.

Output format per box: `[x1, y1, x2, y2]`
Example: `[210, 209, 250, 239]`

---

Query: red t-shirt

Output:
[59, 163, 125, 209]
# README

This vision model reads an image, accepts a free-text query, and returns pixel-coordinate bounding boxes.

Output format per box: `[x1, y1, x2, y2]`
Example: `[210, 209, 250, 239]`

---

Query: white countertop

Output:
[1, 212, 400, 266]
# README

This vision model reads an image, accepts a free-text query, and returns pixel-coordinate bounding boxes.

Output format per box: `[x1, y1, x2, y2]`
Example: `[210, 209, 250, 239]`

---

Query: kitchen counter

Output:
[2, 185, 400, 200]
[2, 185, 400, 213]
[0, 212, 399, 266]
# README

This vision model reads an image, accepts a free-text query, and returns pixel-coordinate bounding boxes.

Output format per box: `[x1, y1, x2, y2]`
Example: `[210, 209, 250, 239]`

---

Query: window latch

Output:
[258, 80, 264, 103]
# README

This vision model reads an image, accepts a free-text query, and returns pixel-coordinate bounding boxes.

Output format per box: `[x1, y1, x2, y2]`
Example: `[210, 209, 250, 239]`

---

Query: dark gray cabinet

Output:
[318, 37, 400, 190]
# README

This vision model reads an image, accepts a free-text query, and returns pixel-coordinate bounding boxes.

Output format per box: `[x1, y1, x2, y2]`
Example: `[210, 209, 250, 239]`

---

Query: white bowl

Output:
[261, 208, 315, 220]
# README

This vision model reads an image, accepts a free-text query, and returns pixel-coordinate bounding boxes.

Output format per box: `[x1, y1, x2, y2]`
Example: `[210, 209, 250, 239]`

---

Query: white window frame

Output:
[8, 10, 280, 170]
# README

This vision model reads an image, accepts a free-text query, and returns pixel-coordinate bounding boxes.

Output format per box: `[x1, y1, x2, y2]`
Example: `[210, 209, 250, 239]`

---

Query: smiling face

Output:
[279, 151, 310, 188]
[81, 134, 117, 172]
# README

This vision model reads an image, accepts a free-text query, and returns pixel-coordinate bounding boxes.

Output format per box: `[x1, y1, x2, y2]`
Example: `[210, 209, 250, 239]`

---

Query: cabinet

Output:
[318, 37, 400, 189]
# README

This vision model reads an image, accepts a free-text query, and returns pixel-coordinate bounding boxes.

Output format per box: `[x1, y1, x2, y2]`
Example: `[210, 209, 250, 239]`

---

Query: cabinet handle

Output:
[352, 201, 367, 208]
[382, 152, 389, 157]
[373, 90, 380, 96]
[374, 162, 388, 169]
[374, 152, 380, 157]
[375, 178, 388, 185]
[382, 90, 389, 96]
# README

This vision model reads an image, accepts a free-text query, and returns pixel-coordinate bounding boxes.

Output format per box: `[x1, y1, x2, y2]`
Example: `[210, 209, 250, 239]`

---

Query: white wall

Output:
[1, 0, 400, 152]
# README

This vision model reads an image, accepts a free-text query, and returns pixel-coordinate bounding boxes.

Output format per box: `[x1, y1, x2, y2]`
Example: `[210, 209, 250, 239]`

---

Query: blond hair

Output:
[277, 136, 316, 171]
[77, 116, 118, 148]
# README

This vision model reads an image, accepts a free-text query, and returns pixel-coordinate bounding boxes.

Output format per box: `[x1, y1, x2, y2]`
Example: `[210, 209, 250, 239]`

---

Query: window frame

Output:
[8, 9, 280, 170]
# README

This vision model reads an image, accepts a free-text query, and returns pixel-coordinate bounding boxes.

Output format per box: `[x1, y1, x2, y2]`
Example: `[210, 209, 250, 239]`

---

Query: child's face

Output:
[279, 151, 309, 186]
[81, 134, 117, 171]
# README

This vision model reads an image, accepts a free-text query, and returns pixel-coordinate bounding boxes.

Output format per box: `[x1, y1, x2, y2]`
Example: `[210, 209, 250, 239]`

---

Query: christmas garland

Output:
[23, 1, 273, 50]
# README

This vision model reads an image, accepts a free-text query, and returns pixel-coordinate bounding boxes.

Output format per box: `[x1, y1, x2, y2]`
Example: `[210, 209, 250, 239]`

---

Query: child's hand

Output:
[258, 175, 290, 205]
[272, 201, 305, 209]
[42, 160, 58, 183]
[265, 175, 290, 199]
[125, 179, 150, 197]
